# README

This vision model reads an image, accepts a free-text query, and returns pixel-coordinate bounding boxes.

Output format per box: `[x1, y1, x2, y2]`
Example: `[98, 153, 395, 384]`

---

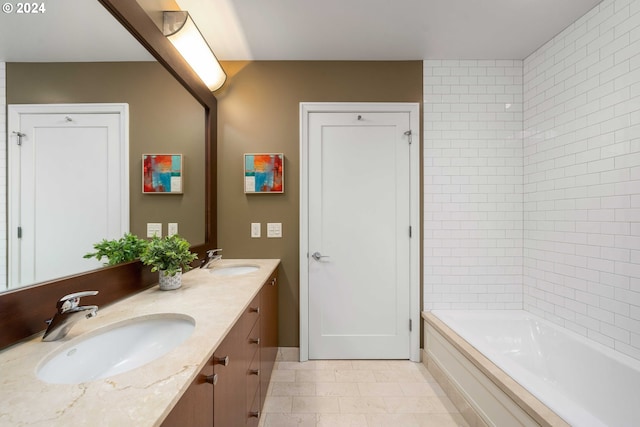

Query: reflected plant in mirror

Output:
[84, 233, 148, 266]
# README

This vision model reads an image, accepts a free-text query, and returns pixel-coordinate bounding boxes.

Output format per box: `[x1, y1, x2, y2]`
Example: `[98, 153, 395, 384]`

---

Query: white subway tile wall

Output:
[0, 62, 6, 290]
[423, 59, 524, 310]
[524, 0, 640, 360]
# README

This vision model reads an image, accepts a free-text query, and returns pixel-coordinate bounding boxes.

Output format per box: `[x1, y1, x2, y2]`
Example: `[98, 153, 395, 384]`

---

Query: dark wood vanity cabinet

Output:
[164, 269, 278, 427]
[260, 272, 279, 401]
[214, 269, 278, 426]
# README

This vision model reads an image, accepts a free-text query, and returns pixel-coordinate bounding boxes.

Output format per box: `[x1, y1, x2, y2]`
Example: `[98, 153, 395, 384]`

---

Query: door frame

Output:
[299, 102, 421, 362]
[7, 103, 129, 288]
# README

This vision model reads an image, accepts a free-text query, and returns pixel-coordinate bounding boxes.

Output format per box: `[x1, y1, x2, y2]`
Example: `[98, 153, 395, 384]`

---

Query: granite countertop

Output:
[0, 259, 280, 427]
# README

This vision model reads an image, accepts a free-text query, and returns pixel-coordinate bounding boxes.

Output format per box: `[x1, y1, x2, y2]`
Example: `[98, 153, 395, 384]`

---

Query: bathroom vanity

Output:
[0, 259, 279, 427]
[162, 266, 279, 426]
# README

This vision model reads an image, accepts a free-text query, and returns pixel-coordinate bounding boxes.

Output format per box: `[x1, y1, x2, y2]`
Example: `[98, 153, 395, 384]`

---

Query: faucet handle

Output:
[56, 290, 99, 313]
[207, 248, 222, 257]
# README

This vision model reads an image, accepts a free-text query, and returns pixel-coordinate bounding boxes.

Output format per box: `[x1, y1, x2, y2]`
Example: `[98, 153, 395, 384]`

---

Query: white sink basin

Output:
[37, 313, 195, 384]
[210, 265, 259, 277]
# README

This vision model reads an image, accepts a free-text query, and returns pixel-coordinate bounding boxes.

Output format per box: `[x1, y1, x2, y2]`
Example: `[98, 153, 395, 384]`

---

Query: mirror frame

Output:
[0, 0, 217, 349]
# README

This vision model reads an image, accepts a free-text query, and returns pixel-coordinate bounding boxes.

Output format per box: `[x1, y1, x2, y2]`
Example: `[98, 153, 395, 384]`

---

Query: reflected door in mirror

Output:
[7, 104, 129, 289]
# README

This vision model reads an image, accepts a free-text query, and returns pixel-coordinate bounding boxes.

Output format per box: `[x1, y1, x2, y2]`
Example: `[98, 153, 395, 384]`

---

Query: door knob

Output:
[311, 252, 330, 261]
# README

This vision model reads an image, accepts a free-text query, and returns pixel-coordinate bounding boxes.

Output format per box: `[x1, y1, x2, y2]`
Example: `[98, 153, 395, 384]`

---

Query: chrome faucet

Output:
[200, 248, 222, 269]
[42, 291, 99, 341]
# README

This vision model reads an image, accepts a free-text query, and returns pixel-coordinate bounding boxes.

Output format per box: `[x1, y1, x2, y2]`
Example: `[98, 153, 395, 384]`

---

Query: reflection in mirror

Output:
[0, 0, 205, 291]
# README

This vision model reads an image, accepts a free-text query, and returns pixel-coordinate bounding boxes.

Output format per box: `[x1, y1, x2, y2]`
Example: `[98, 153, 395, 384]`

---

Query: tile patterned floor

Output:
[258, 359, 470, 427]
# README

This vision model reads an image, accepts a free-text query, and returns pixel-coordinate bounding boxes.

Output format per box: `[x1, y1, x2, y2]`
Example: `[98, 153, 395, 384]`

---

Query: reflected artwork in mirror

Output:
[0, 0, 217, 349]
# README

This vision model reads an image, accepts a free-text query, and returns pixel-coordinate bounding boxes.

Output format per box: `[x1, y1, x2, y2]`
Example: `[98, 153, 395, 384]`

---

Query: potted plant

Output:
[140, 234, 198, 290]
[84, 233, 148, 266]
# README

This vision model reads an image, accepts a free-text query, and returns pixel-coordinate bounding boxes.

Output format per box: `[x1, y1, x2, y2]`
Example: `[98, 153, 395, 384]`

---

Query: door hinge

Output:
[409, 319, 412, 331]
[409, 226, 412, 238]
[13, 131, 26, 146]
[404, 130, 412, 144]
[17, 227, 22, 239]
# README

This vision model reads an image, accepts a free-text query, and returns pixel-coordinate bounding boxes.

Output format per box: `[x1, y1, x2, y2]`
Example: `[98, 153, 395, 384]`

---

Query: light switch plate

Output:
[168, 223, 178, 236]
[147, 223, 162, 238]
[267, 222, 282, 238]
[251, 222, 261, 238]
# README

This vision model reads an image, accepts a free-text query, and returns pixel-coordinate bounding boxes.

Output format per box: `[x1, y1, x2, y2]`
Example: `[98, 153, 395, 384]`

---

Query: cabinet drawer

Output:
[213, 321, 244, 427]
[246, 349, 261, 416]
[247, 316, 261, 358]
[241, 292, 260, 339]
[246, 368, 261, 427]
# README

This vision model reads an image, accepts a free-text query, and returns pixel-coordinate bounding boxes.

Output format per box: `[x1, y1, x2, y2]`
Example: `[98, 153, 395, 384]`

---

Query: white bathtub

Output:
[426, 310, 640, 427]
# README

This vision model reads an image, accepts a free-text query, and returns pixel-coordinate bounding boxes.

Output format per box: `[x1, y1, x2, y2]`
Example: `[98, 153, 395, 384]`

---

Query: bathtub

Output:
[423, 310, 640, 427]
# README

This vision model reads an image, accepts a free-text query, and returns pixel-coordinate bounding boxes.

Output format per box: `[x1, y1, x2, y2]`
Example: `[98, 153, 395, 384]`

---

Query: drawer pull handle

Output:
[249, 337, 261, 345]
[205, 374, 217, 385]
[249, 306, 260, 314]
[214, 355, 229, 366]
[249, 369, 260, 376]
[249, 411, 260, 418]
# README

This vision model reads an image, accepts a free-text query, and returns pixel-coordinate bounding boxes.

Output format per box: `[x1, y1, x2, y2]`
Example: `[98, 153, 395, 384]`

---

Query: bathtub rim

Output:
[422, 310, 569, 427]
[432, 309, 640, 373]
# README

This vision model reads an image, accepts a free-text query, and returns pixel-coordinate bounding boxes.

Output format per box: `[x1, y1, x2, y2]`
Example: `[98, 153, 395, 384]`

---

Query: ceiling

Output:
[0, 0, 153, 61]
[0, 0, 602, 62]
[181, 0, 603, 60]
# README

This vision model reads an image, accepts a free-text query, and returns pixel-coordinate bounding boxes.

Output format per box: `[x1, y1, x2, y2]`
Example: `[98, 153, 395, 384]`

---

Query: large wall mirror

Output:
[0, 0, 217, 348]
[1, 0, 208, 291]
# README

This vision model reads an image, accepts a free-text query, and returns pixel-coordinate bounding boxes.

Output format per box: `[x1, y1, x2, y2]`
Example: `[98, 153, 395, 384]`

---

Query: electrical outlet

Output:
[267, 222, 282, 238]
[147, 223, 162, 238]
[168, 223, 178, 236]
[251, 222, 261, 238]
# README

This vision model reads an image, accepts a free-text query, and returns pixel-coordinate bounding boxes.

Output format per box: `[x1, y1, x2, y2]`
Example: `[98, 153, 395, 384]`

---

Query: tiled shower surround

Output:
[423, 59, 524, 310]
[424, 0, 640, 361]
[523, 0, 640, 359]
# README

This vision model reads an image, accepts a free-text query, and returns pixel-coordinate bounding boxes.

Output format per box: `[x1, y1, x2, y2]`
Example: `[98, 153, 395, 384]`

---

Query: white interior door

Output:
[8, 104, 129, 288]
[301, 103, 420, 360]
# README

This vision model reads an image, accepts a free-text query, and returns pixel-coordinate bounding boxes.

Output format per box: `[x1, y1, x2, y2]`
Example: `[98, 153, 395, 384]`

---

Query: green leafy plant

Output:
[140, 234, 198, 276]
[84, 233, 148, 266]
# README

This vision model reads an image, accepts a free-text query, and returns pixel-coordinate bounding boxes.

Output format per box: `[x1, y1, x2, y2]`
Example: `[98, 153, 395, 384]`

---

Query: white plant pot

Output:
[158, 270, 182, 290]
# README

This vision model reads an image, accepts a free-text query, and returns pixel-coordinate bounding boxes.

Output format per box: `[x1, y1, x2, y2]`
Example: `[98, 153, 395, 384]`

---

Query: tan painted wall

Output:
[7, 62, 205, 245]
[216, 61, 422, 347]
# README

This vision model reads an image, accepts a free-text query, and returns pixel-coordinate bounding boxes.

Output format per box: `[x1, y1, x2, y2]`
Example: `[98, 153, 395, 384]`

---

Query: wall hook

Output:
[357, 115, 363, 121]
[65, 116, 73, 122]
[12, 131, 26, 145]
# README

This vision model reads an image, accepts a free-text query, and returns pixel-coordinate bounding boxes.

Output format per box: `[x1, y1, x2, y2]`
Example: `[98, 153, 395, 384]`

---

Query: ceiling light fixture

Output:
[163, 11, 227, 92]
